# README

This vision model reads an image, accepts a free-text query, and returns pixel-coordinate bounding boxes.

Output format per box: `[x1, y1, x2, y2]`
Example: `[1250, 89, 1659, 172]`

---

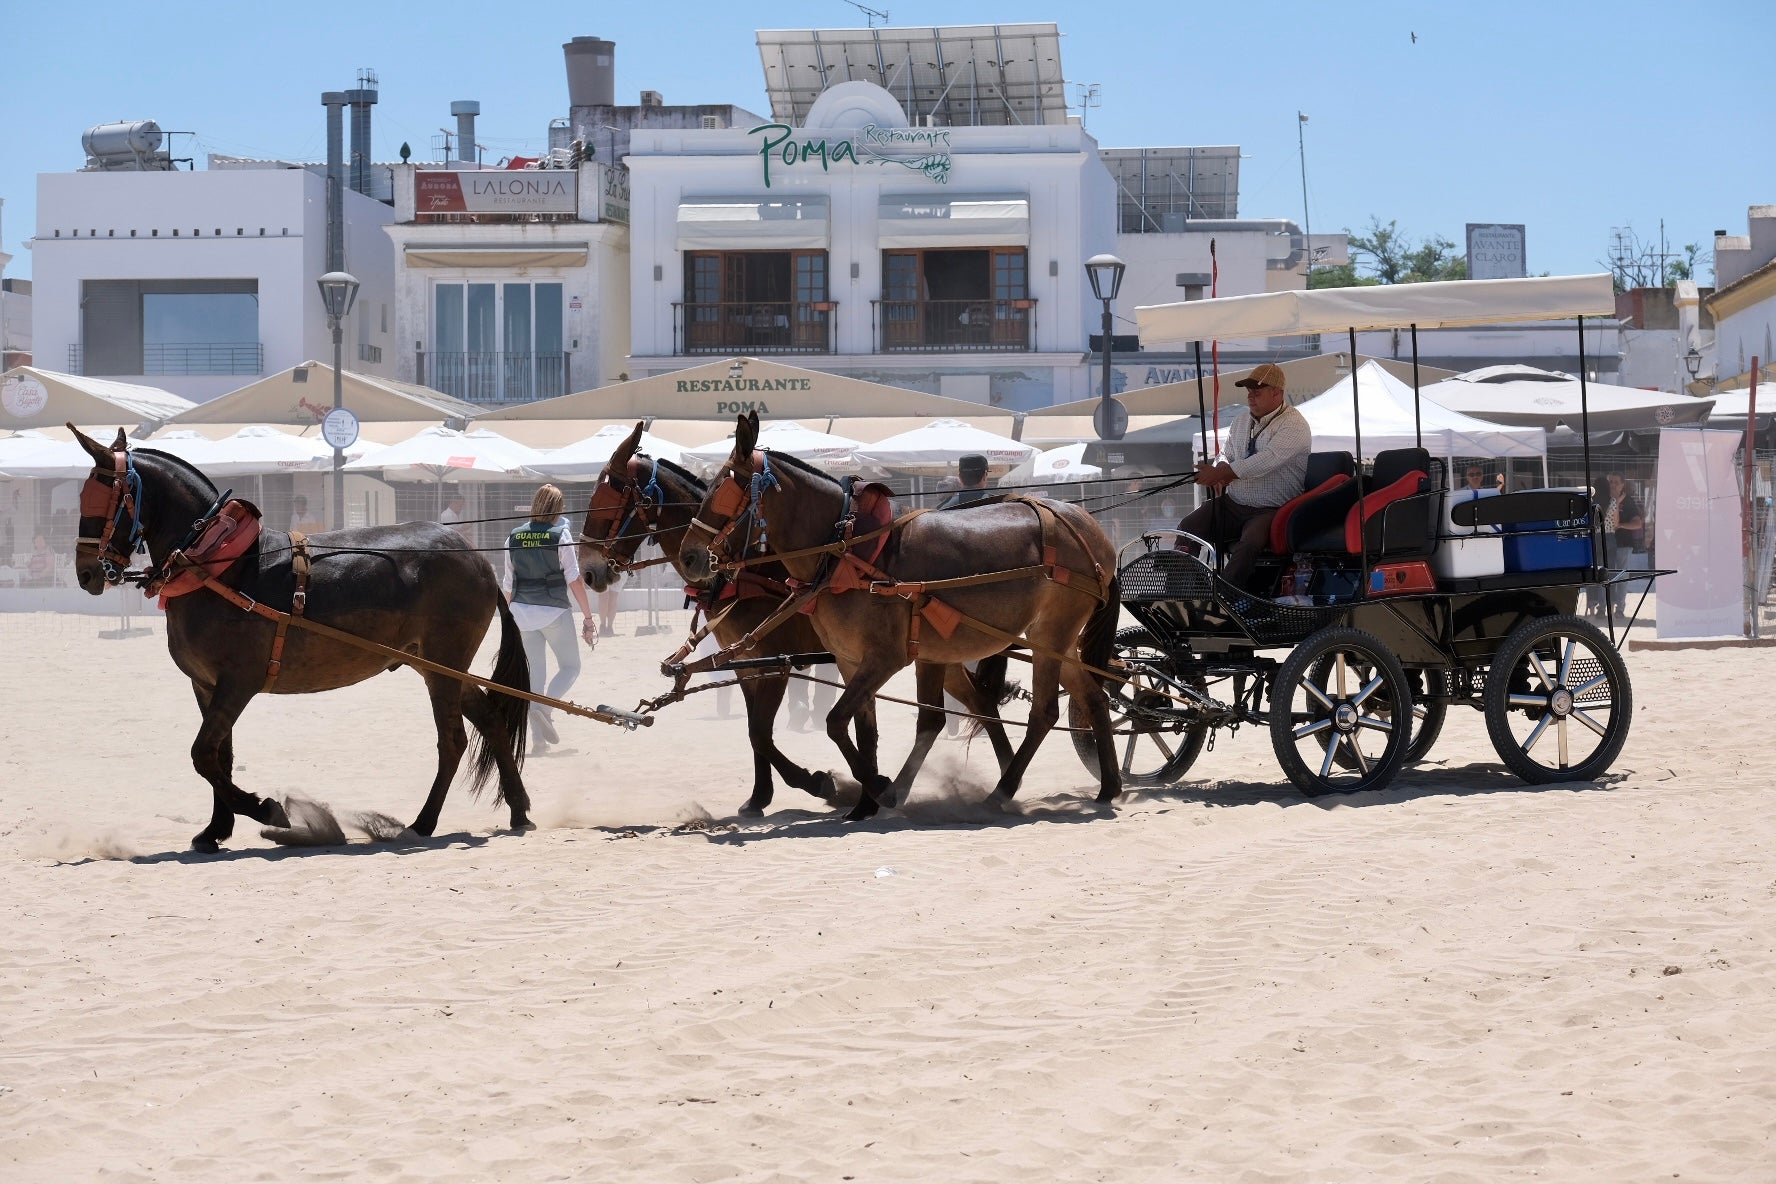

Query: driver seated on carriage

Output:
[1173, 363, 1312, 590]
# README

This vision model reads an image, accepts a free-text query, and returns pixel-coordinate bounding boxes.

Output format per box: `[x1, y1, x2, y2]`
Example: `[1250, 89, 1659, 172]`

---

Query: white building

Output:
[0, 198, 29, 369]
[622, 72, 1116, 410]
[1707, 206, 1776, 391]
[30, 160, 396, 404]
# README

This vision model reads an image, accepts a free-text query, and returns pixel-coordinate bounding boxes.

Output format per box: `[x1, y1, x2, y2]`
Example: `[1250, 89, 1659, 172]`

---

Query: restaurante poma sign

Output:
[750, 123, 952, 187]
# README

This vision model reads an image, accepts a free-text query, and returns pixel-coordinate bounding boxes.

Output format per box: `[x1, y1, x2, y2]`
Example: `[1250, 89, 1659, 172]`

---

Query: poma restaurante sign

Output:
[750, 123, 952, 187]
[675, 375, 815, 415]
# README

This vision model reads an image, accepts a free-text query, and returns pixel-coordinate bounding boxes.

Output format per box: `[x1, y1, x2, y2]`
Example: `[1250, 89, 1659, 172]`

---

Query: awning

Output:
[878, 194, 1029, 248]
[403, 243, 589, 269]
[676, 196, 830, 250]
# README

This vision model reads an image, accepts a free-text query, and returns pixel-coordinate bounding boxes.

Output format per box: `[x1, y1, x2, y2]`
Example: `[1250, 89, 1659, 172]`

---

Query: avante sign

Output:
[417, 171, 577, 214]
[750, 123, 952, 187]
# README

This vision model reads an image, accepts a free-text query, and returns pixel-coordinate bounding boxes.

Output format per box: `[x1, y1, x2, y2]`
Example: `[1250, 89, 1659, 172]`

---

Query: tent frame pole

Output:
[1350, 327, 1368, 598]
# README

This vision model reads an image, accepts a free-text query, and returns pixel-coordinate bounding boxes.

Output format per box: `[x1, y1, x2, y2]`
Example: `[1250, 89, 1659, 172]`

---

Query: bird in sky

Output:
[1411, 31, 1418, 43]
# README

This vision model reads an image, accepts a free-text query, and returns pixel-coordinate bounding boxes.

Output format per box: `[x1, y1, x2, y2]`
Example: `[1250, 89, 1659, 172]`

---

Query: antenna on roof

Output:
[842, 0, 890, 27]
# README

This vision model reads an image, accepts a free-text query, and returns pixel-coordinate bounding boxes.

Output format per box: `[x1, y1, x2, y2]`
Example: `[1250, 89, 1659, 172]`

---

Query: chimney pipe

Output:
[321, 92, 348, 273]
[450, 100, 480, 163]
[346, 70, 379, 196]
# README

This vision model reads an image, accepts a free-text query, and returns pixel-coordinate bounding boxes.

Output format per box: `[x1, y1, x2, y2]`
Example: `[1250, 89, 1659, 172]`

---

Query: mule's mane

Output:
[647, 455, 706, 495]
[133, 447, 221, 498]
[758, 448, 843, 494]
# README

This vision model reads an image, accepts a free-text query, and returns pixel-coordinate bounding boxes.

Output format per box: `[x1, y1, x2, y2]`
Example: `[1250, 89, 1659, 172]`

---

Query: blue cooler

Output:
[1502, 487, 1593, 573]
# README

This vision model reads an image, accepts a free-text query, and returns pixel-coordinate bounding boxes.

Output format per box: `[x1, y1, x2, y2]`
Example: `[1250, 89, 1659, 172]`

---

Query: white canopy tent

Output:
[0, 434, 104, 480]
[1, 367, 194, 431]
[529, 424, 687, 480]
[144, 426, 383, 477]
[852, 418, 1037, 478]
[1296, 362, 1548, 461]
[1031, 442, 1104, 484]
[682, 419, 869, 476]
[1421, 365, 1713, 432]
[342, 426, 544, 484]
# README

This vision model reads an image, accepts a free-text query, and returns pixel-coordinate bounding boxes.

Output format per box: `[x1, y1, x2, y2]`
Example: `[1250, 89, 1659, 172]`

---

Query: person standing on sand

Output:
[503, 485, 597, 753]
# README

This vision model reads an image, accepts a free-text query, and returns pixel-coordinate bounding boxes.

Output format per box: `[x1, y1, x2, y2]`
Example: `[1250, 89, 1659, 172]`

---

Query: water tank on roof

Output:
[82, 121, 169, 170]
[564, 36, 616, 108]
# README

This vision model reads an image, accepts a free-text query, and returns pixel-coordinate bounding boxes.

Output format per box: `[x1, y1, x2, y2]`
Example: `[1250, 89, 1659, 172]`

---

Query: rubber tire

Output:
[1483, 613, 1632, 784]
[1270, 626, 1412, 797]
[1070, 626, 1209, 786]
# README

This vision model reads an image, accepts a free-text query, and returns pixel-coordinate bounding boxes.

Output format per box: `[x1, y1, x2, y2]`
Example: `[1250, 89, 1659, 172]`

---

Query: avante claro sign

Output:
[417, 171, 577, 214]
[750, 123, 952, 187]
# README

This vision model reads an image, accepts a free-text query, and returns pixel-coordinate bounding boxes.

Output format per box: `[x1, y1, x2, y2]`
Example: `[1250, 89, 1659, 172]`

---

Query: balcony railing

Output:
[871, 298, 1035, 353]
[67, 342, 264, 376]
[418, 351, 570, 404]
[672, 300, 836, 355]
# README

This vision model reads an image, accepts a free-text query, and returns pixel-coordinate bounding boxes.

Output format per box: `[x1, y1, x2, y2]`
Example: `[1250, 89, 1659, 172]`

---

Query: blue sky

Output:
[3, 0, 1768, 283]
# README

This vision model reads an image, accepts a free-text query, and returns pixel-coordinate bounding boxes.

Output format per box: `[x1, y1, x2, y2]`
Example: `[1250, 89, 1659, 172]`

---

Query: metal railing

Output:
[418, 351, 570, 404]
[672, 301, 835, 355]
[357, 342, 383, 364]
[67, 342, 264, 376]
[871, 298, 1035, 353]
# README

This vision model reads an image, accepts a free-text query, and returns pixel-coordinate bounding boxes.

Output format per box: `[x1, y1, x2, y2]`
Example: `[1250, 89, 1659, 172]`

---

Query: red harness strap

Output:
[263, 532, 311, 691]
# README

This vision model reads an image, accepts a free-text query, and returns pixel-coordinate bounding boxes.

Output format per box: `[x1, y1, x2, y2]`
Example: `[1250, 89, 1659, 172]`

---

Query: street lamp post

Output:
[1085, 253, 1127, 440]
[1683, 345, 1703, 392]
[317, 270, 360, 529]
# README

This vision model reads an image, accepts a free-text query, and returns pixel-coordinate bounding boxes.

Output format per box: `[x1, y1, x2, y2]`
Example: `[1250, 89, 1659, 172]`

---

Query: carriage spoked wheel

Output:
[1306, 660, 1446, 768]
[1483, 614, 1632, 783]
[1070, 626, 1209, 786]
[1270, 627, 1412, 797]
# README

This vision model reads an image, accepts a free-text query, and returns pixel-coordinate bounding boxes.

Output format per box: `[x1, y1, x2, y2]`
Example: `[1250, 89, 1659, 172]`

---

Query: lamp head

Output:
[1683, 346, 1702, 378]
[317, 271, 361, 322]
[1084, 253, 1126, 303]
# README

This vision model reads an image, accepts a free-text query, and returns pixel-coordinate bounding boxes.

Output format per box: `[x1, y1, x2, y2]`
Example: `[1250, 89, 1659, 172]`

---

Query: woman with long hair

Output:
[503, 484, 597, 752]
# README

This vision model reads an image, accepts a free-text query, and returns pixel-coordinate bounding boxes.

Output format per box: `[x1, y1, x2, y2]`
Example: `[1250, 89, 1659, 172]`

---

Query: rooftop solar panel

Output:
[756, 24, 1070, 128]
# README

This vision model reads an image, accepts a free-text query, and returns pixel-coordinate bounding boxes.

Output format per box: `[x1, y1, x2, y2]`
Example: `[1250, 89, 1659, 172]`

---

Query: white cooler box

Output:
[1433, 487, 1505, 580]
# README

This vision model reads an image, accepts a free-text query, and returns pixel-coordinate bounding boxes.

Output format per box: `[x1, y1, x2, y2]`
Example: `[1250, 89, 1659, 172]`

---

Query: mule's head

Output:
[70, 425, 137, 596]
[679, 411, 759, 586]
[578, 421, 649, 592]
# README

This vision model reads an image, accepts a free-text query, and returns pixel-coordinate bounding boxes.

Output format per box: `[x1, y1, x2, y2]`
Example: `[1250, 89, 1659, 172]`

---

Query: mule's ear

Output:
[610, 421, 643, 468]
[69, 423, 114, 464]
[111, 428, 129, 451]
[735, 411, 758, 456]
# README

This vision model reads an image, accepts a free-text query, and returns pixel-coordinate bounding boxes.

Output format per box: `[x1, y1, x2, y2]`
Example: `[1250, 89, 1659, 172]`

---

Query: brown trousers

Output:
[1175, 496, 1277, 590]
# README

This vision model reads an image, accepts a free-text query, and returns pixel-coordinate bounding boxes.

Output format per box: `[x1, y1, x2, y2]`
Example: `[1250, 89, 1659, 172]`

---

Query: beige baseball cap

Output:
[1234, 362, 1287, 391]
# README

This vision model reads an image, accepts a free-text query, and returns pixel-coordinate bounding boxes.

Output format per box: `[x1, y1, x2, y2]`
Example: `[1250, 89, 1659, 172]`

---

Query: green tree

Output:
[1308, 263, 1379, 289]
[1325, 217, 1467, 287]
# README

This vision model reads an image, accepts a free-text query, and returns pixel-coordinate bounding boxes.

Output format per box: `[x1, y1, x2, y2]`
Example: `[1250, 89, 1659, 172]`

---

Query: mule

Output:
[69, 427, 533, 852]
[680, 412, 1123, 819]
[579, 422, 1016, 816]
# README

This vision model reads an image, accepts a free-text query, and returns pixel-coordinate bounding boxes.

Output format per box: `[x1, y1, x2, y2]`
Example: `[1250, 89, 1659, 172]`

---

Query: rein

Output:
[577, 454, 675, 575]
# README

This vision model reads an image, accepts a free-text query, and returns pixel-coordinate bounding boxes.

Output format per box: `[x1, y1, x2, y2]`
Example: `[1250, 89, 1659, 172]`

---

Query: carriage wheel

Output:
[1307, 661, 1447, 767]
[1071, 627, 1209, 786]
[1483, 614, 1631, 783]
[1270, 627, 1412, 797]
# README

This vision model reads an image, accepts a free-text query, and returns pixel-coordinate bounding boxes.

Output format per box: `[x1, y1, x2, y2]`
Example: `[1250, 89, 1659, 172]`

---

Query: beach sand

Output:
[2, 605, 1773, 1181]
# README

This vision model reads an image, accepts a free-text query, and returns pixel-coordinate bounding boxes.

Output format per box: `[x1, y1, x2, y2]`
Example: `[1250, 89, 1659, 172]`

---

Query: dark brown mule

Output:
[579, 422, 1016, 816]
[680, 412, 1122, 820]
[69, 427, 533, 852]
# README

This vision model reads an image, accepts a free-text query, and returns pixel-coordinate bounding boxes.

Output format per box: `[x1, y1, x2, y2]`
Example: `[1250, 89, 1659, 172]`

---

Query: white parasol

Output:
[852, 418, 1035, 477]
[529, 423, 686, 480]
[682, 419, 869, 476]
[1030, 441, 1104, 484]
[146, 425, 383, 476]
[343, 426, 544, 484]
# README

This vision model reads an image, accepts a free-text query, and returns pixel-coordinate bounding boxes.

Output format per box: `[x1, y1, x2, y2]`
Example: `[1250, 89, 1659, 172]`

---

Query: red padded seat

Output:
[1344, 470, 1429, 554]
[1269, 473, 1352, 553]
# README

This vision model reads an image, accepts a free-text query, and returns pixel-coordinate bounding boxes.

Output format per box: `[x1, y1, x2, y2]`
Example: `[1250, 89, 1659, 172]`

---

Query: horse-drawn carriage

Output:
[1070, 273, 1652, 798]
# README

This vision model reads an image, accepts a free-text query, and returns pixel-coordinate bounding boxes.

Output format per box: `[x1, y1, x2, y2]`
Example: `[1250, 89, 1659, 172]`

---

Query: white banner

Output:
[1655, 427, 1744, 638]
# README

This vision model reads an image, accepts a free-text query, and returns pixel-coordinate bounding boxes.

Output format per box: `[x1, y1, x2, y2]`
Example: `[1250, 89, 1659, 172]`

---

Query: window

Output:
[78, 279, 261, 375]
[431, 281, 565, 403]
[678, 250, 830, 354]
[877, 248, 1030, 352]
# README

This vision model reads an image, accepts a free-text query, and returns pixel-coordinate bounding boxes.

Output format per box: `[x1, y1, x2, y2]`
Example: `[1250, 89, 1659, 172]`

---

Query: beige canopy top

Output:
[1034, 354, 1459, 419]
[165, 362, 481, 426]
[1, 366, 194, 431]
[477, 357, 1014, 422]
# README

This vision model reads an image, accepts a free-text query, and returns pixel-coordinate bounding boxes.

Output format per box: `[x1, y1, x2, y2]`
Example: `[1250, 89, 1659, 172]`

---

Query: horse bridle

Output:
[579, 454, 669, 575]
[685, 448, 777, 572]
[76, 447, 148, 585]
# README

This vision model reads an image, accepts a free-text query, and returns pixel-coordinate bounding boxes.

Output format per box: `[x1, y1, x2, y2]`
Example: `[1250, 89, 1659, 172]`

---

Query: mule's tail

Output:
[468, 596, 530, 801]
[961, 652, 1012, 739]
[1080, 574, 1121, 689]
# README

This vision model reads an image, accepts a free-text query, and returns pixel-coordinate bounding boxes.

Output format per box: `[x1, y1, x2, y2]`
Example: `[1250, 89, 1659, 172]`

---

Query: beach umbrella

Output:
[528, 423, 686, 480]
[682, 419, 868, 476]
[1031, 442, 1103, 484]
[147, 425, 383, 476]
[343, 425, 544, 484]
[1422, 365, 1713, 432]
[0, 433, 101, 479]
[852, 418, 1036, 478]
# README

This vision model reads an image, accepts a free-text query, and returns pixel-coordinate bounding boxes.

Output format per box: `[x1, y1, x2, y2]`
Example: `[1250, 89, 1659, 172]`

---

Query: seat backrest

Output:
[1370, 447, 1431, 490]
[1269, 473, 1352, 553]
[1345, 470, 1431, 555]
[1304, 450, 1356, 489]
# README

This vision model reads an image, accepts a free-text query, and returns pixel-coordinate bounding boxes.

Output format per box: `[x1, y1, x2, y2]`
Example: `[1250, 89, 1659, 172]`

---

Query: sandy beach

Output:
[2, 604, 1773, 1181]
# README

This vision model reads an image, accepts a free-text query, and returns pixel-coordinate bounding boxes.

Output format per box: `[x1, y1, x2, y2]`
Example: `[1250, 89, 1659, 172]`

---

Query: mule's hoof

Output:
[190, 834, 221, 854]
[509, 818, 537, 833]
[738, 802, 765, 819]
[865, 775, 894, 807]
[263, 799, 291, 829]
[808, 772, 838, 801]
[845, 798, 880, 821]
[1095, 787, 1121, 804]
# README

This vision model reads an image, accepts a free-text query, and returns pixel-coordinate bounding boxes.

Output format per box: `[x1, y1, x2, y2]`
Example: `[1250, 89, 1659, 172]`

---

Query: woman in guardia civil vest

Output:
[503, 484, 598, 753]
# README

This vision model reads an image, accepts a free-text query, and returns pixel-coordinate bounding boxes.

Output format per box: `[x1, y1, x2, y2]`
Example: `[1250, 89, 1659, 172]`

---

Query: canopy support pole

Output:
[1193, 341, 1212, 513]
[1350, 327, 1368, 599]
[1410, 324, 1422, 450]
